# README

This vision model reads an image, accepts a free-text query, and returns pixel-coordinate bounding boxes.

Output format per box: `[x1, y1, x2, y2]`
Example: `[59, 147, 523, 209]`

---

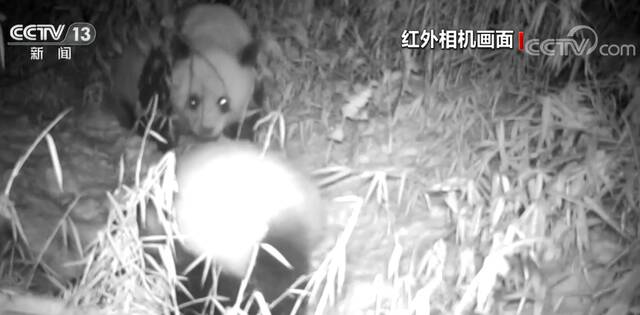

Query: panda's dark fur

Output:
[108, 3, 262, 150]
[135, 46, 175, 149]
[140, 141, 325, 315]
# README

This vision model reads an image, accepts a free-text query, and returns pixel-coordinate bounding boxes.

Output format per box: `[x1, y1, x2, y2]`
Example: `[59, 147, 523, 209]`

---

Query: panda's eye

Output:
[187, 94, 200, 110]
[218, 97, 230, 113]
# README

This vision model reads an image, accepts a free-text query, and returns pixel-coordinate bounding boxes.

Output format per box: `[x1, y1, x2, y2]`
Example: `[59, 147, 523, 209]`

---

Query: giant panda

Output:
[108, 3, 262, 150]
[168, 3, 262, 143]
[140, 140, 325, 315]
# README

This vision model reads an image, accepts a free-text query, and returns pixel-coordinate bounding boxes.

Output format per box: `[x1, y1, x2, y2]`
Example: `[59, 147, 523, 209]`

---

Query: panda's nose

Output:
[199, 126, 214, 135]
[196, 127, 221, 141]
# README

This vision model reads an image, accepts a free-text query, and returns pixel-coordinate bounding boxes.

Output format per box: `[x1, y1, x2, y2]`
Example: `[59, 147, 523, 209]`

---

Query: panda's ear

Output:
[170, 34, 191, 61]
[238, 39, 261, 68]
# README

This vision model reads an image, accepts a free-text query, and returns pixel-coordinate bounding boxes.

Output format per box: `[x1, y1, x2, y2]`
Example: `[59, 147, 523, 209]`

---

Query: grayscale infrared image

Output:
[0, 1, 638, 314]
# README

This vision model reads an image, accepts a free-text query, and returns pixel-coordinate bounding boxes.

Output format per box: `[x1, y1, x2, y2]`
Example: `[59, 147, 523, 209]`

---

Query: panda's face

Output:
[169, 55, 231, 140]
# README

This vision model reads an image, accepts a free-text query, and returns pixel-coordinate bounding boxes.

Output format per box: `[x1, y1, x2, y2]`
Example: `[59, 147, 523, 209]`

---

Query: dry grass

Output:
[1, 0, 639, 314]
